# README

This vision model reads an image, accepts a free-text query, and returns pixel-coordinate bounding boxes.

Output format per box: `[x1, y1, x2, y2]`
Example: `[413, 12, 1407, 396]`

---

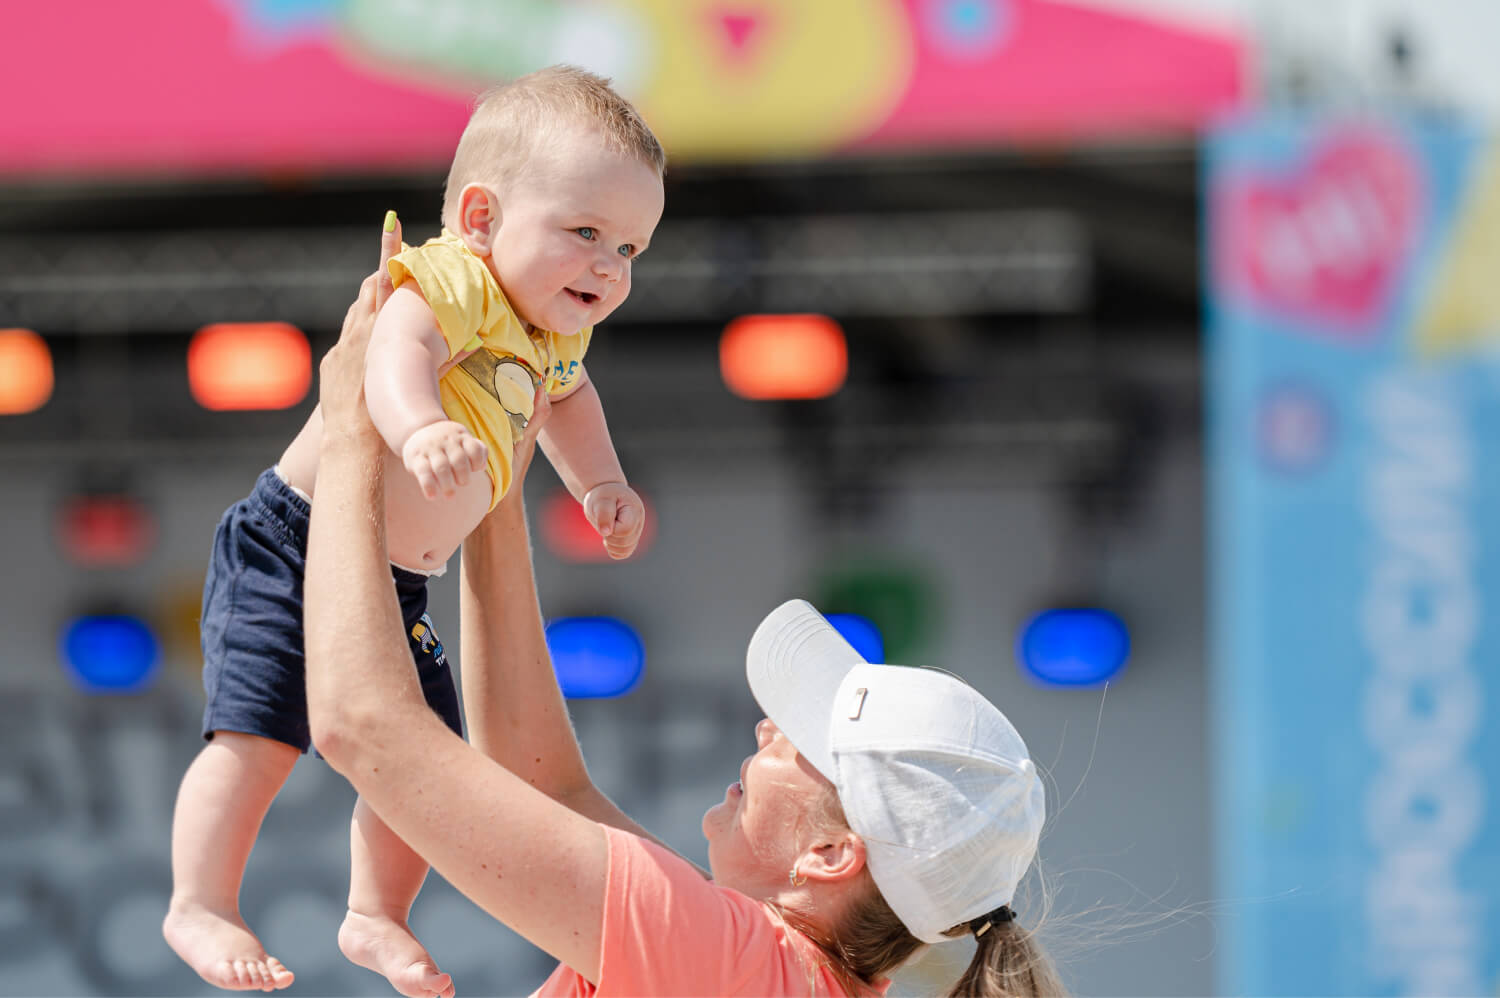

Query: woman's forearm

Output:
[460, 502, 682, 850]
[304, 416, 431, 764]
[460, 501, 593, 796]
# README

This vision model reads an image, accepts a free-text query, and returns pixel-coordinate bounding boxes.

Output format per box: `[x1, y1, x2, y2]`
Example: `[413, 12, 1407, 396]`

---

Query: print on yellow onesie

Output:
[387, 230, 592, 509]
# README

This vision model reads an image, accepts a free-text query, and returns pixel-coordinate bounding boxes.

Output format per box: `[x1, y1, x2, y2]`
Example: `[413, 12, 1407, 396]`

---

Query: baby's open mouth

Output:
[567, 288, 598, 305]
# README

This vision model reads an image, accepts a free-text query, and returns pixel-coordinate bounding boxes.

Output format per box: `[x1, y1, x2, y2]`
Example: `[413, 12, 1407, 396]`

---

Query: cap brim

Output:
[746, 599, 867, 781]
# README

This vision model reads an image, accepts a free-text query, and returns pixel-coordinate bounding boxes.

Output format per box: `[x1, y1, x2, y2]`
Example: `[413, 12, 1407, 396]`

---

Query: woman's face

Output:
[702, 718, 839, 890]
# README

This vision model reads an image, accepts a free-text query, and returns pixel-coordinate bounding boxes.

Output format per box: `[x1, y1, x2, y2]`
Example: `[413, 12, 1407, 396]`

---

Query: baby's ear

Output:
[456, 183, 501, 256]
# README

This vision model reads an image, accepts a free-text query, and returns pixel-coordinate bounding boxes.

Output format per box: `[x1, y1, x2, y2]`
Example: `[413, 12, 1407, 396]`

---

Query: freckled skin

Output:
[702, 719, 839, 891]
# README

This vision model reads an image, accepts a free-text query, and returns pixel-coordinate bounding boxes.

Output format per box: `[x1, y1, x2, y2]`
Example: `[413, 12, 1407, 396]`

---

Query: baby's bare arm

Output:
[367, 282, 453, 450]
[366, 285, 486, 499]
[364, 284, 450, 453]
[537, 368, 625, 501]
[540, 370, 644, 558]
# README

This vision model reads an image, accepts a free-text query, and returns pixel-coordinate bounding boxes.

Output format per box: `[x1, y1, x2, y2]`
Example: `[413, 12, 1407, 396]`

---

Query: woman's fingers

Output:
[377, 210, 401, 309]
[510, 386, 551, 481]
[462, 435, 488, 472]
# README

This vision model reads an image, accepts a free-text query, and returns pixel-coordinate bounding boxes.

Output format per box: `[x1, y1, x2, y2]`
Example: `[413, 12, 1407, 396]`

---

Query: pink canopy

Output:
[2, 0, 1246, 178]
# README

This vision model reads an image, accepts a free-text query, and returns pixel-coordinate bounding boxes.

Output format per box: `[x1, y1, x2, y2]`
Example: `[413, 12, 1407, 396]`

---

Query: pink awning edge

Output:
[0, 0, 1249, 179]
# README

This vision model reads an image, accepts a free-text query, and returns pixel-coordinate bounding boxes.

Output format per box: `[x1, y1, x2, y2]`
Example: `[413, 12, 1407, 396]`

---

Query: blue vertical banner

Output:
[1208, 115, 1500, 997]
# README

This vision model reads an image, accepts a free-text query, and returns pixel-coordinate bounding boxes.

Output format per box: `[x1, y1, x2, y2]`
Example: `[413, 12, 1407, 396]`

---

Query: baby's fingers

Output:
[407, 455, 440, 500]
[426, 447, 457, 496]
[442, 437, 473, 488]
[591, 495, 618, 537]
[614, 502, 642, 540]
[461, 435, 488, 473]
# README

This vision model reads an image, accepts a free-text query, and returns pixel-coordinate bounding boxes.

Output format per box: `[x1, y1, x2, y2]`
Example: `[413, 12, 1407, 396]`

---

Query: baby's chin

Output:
[511, 313, 564, 335]
[517, 306, 590, 336]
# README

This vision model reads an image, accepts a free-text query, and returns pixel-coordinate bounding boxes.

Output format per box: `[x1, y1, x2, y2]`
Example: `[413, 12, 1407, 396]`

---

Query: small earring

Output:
[789, 865, 807, 887]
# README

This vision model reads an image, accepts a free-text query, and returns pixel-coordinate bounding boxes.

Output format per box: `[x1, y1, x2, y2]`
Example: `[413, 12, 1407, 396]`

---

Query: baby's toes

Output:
[266, 958, 294, 989]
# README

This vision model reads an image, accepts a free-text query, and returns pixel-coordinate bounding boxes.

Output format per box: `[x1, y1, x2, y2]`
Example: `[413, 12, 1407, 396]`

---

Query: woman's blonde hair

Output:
[441, 64, 665, 224]
[778, 789, 1068, 997]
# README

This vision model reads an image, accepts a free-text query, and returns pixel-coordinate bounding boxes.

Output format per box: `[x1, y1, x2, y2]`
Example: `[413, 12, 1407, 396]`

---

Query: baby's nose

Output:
[594, 251, 622, 280]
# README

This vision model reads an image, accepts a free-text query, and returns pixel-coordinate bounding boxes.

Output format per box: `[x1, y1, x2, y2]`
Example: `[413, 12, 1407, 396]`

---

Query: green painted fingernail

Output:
[383, 210, 397, 232]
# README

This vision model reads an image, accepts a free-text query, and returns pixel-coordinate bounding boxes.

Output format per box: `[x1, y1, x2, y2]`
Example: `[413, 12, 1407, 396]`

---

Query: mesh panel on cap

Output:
[839, 749, 1043, 942]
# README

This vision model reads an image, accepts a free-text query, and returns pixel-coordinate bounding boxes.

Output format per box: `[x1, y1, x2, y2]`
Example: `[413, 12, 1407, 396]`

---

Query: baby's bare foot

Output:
[163, 899, 295, 992]
[338, 909, 454, 998]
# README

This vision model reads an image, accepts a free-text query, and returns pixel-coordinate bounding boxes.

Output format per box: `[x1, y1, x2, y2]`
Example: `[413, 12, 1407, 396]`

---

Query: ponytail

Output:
[943, 916, 1066, 998]
[783, 886, 1067, 998]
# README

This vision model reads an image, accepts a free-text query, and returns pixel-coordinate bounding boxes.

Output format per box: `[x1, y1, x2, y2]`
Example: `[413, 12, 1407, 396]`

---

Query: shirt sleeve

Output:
[531, 827, 882, 997]
[388, 240, 492, 360]
[541, 327, 590, 396]
[609, 828, 862, 996]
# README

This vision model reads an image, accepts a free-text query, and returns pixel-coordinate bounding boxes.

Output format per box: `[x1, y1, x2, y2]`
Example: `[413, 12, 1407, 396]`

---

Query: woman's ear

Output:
[800, 831, 867, 884]
[456, 183, 502, 257]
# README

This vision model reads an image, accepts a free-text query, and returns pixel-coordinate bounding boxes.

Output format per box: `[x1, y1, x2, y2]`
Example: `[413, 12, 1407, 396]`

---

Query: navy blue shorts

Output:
[200, 468, 462, 753]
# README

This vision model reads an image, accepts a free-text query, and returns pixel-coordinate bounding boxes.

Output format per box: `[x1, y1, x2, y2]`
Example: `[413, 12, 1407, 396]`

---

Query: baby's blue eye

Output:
[618, 244, 634, 257]
[576, 227, 595, 240]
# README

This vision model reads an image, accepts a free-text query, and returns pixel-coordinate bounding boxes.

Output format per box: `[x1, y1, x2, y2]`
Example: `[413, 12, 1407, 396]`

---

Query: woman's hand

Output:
[512, 385, 553, 488]
[319, 212, 402, 439]
[491, 384, 553, 518]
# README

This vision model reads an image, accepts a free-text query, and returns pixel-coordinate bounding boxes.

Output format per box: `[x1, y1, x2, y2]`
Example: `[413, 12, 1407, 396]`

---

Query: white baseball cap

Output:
[746, 599, 1046, 945]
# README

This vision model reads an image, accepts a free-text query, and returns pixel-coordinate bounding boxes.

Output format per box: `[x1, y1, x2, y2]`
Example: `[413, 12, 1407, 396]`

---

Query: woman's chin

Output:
[701, 799, 730, 840]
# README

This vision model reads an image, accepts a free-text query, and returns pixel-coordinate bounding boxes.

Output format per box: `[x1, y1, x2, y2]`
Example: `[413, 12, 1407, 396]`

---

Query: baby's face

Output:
[488, 130, 664, 334]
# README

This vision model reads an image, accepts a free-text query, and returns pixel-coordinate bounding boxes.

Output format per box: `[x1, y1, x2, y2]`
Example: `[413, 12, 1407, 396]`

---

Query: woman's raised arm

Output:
[302, 229, 609, 983]
[458, 394, 692, 856]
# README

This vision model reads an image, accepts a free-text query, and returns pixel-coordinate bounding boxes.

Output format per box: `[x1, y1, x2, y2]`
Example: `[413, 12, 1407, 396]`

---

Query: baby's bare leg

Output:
[338, 796, 454, 998]
[163, 732, 299, 992]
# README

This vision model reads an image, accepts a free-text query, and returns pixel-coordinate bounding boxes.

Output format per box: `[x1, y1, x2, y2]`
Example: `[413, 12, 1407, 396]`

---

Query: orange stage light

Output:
[0, 329, 54, 415]
[719, 314, 847, 401]
[188, 323, 311, 411]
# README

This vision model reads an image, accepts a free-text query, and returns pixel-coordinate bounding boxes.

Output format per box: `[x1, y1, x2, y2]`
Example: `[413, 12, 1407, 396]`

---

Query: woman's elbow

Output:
[305, 636, 366, 763]
[307, 698, 369, 774]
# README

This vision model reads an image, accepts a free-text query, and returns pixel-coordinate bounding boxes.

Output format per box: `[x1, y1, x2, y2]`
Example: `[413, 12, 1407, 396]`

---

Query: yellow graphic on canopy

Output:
[1414, 145, 1500, 358]
[626, 0, 912, 159]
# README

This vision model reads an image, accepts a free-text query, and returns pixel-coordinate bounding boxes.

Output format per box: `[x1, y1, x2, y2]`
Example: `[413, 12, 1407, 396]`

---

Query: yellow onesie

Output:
[387, 230, 592, 509]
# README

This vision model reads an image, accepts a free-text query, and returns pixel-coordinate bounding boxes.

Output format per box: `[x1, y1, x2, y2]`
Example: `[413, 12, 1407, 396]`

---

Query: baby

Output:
[163, 66, 665, 997]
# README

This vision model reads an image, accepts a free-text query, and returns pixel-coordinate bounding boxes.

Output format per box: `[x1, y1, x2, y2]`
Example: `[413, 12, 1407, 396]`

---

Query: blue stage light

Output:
[827, 613, 885, 663]
[61, 614, 161, 694]
[545, 616, 645, 699]
[1017, 608, 1130, 687]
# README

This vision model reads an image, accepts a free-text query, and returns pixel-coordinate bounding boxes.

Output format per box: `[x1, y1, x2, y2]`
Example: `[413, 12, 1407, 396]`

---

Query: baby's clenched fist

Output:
[582, 482, 645, 560]
[402, 420, 488, 499]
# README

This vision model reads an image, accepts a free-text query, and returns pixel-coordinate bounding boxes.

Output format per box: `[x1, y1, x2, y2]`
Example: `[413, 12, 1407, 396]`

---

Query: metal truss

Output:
[0, 210, 1088, 334]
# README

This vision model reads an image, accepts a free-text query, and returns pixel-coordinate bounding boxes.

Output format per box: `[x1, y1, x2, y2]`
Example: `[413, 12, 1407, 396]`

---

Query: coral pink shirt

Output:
[533, 826, 889, 997]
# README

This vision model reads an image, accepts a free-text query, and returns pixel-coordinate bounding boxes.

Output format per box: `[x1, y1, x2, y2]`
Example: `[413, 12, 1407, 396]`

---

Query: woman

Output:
[302, 223, 1067, 997]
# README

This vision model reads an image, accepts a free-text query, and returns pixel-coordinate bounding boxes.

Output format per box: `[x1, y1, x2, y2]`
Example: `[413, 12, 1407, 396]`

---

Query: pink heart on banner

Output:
[1218, 128, 1424, 338]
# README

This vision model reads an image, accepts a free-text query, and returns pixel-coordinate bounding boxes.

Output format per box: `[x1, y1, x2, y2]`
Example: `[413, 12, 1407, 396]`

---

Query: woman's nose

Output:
[755, 717, 779, 747]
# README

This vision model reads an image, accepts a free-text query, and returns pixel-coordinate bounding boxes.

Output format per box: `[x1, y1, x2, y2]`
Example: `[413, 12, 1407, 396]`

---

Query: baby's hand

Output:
[582, 482, 645, 560]
[401, 420, 488, 499]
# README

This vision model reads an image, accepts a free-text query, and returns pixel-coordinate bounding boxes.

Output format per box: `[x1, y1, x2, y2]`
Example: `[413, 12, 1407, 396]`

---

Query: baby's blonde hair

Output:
[441, 64, 665, 226]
